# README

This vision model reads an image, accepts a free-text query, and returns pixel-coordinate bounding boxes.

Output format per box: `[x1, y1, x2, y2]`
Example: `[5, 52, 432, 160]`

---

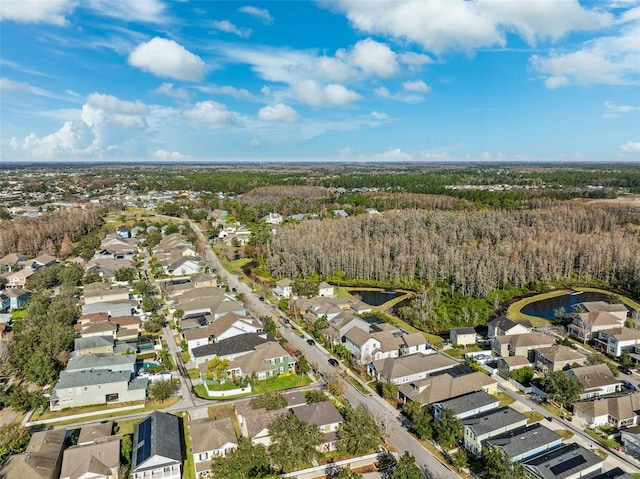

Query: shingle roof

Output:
[74, 335, 113, 351]
[433, 390, 499, 416]
[56, 370, 131, 388]
[189, 417, 237, 454]
[66, 353, 135, 372]
[192, 333, 272, 359]
[498, 333, 555, 348]
[575, 391, 640, 422]
[292, 401, 344, 427]
[453, 327, 476, 335]
[568, 363, 621, 391]
[344, 326, 373, 347]
[60, 435, 121, 479]
[486, 423, 562, 460]
[0, 429, 66, 479]
[578, 301, 628, 314]
[372, 352, 458, 381]
[131, 411, 182, 473]
[535, 345, 586, 363]
[462, 407, 527, 436]
[523, 443, 603, 479]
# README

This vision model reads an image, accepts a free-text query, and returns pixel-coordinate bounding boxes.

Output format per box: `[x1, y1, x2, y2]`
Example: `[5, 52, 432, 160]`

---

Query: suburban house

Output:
[32, 254, 57, 269]
[344, 327, 402, 363]
[3, 288, 29, 309]
[567, 311, 625, 342]
[0, 253, 26, 272]
[574, 391, 640, 428]
[492, 332, 555, 360]
[74, 336, 114, 355]
[462, 407, 528, 456]
[86, 258, 134, 279]
[236, 391, 307, 446]
[81, 300, 136, 318]
[522, 443, 603, 479]
[164, 256, 202, 276]
[131, 412, 183, 479]
[65, 353, 136, 374]
[327, 314, 371, 344]
[399, 370, 498, 407]
[192, 272, 217, 288]
[450, 327, 477, 347]
[566, 363, 622, 399]
[400, 332, 431, 355]
[0, 429, 66, 479]
[49, 369, 148, 410]
[593, 327, 640, 357]
[432, 390, 499, 421]
[183, 314, 263, 351]
[487, 316, 531, 337]
[485, 423, 563, 463]
[534, 345, 587, 375]
[79, 321, 118, 339]
[262, 212, 283, 224]
[368, 351, 459, 385]
[189, 417, 238, 478]
[291, 401, 344, 452]
[575, 301, 628, 321]
[59, 435, 121, 479]
[273, 278, 293, 299]
[191, 333, 273, 365]
[497, 356, 532, 379]
[3, 267, 35, 289]
[83, 282, 130, 304]
[211, 300, 247, 320]
[225, 341, 295, 381]
[318, 282, 334, 297]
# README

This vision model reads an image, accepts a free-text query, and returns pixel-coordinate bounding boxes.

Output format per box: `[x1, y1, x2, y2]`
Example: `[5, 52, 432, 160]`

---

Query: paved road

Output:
[189, 220, 459, 479]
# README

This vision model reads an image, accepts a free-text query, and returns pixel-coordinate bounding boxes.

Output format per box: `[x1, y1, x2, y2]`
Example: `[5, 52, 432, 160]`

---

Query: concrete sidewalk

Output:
[24, 403, 145, 427]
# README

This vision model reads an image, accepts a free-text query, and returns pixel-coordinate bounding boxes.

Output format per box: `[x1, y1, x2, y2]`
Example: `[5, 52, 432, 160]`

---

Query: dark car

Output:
[328, 358, 339, 367]
[306, 339, 316, 346]
[620, 366, 633, 375]
[231, 287, 237, 293]
[258, 296, 265, 302]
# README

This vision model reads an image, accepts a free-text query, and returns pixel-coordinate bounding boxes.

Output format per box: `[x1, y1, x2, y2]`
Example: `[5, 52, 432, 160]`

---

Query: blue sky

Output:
[1, 0, 639, 163]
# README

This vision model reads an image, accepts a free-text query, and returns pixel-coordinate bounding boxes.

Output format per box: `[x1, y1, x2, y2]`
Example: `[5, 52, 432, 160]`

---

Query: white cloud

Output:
[340, 146, 354, 157]
[81, 93, 147, 129]
[350, 38, 399, 77]
[248, 138, 262, 147]
[183, 101, 240, 126]
[601, 100, 640, 118]
[1, 77, 30, 93]
[620, 141, 640, 153]
[399, 52, 434, 67]
[154, 82, 190, 100]
[402, 79, 431, 93]
[261, 85, 271, 96]
[128, 37, 205, 82]
[1, 77, 83, 103]
[211, 20, 251, 38]
[369, 111, 389, 121]
[258, 103, 299, 122]
[327, 0, 611, 54]
[374, 86, 391, 97]
[290, 80, 360, 106]
[358, 147, 413, 162]
[87, 0, 167, 24]
[154, 149, 191, 160]
[0, 0, 75, 25]
[529, 12, 639, 88]
[197, 85, 257, 100]
[239, 5, 273, 24]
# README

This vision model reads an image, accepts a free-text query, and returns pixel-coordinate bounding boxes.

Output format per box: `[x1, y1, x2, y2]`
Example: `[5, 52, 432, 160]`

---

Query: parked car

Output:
[307, 339, 316, 346]
[619, 366, 633, 375]
[328, 358, 339, 367]
[258, 296, 265, 302]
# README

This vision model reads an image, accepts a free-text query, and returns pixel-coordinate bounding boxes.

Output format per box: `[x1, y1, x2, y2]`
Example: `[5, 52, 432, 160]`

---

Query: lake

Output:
[521, 291, 624, 319]
[350, 289, 402, 306]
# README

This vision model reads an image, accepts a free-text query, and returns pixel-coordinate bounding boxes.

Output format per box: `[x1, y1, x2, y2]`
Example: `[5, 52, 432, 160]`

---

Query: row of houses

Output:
[152, 233, 203, 276]
[0, 253, 57, 288]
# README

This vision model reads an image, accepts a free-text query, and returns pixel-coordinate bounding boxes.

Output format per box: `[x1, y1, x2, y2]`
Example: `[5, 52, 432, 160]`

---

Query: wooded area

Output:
[267, 203, 640, 298]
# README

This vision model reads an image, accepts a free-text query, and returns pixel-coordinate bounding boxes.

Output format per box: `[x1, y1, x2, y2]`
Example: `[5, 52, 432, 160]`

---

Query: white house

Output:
[566, 363, 622, 399]
[262, 213, 283, 224]
[274, 279, 293, 299]
[594, 327, 640, 357]
[450, 327, 477, 346]
[368, 351, 458, 385]
[189, 417, 237, 478]
[318, 282, 334, 297]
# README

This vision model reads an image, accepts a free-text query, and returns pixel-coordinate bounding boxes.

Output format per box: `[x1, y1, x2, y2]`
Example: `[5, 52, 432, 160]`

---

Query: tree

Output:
[451, 448, 468, 471]
[0, 424, 31, 466]
[262, 316, 277, 337]
[509, 366, 535, 385]
[207, 357, 229, 382]
[0, 277, 7, 289]
[619, 349, 633, 368]
[434, 408, 463, 449]
[132, 280, 156, 296]
[115, 267, 138, 283]
[391, 452, 423, 479]
[210, 437, 273, 479]
[292, 279, 320, 298]
[147, 379, 179, 402]
[297, 356, 311, 376]
[59, 234, 74, 257]
[483, 445, 526, 479]
[141, 295, 160, 313]
[268, 411, 323, 472]
[251, 391, 287, 410]
[337, 404, 380, 455]
[120, 434, 133, 477]
[278, 297, 288, 311]
[333, 468, 363, 479]
[313, 315, 328, 339]
[378, 381, 399, 400]
[403, 401, 433, 440]
[303, 389, 329, 404]
[541, 371, 584, 408]
[143, 312, 164, 333]
[324, 371, 346, 398]
[588, 353, 619, 376]
[83, 272, 103, 285]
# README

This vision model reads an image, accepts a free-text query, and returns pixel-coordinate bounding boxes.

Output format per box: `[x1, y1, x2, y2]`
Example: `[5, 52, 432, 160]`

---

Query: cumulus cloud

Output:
[402, 79, 431, 93]
[258, 103, 299, 122]
[128, 37, 205, 82]
[358, 147, 413, 162]
[239, 5, 273, 24]
[0, 0, 75, 25]
[154, 149, 191, 160]
[399, 52, 435, 67]
[154, 82, 190, 100]
[350, 38, 399, 77]
[620, 141, 640, 153]
[211, 20, 251, 38]
[183, 101, 240, 126]
[374, 86, 391, 97]
[197, 85, 257, 100]
[369, 111, 389, 121]
[601, 101, 640, 118]
[290, 80, 361, 106]
[327, 0, 611, 54]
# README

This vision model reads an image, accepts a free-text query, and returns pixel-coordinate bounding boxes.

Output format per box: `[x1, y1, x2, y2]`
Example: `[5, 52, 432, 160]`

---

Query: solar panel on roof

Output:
[136, 416, 153, 465]
[549, 455, 587, 476]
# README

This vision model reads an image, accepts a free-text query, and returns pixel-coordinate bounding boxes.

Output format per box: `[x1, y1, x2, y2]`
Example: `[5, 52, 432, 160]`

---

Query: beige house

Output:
[450, 327, 476, 346]
[497, 355, 531, 379]
[192, 272, 218, 288]
[83, 283, 130, 305]
[60, 435, 121, 479]
[487, 316, 531, 337]
[292, 401, 344, 452]
[492, 333, 555, 359]
[575, 391, 640, 428]
[3, 267, 35, 289]
[0, 429, 66, 479]
[566, 363, 622, 399]
[534, 345, 587, 375]
[399, 371, 498, 407]
[568, 311, 625, 341]
[189, 417, 238, 478]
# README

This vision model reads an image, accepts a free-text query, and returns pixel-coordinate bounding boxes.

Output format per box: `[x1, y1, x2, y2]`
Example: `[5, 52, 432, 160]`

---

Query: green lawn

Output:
[493, 392, 516, 407]
[253, 373, 312, 394]
[444, 345, 481, 359]
[584, 428, 619, 449]
[555, 429, 574, 440]
[523, 411, 544, 424]
[348, 377, 371, 396]
[187, 368, 201, 379]
[180, 413, 195, 479]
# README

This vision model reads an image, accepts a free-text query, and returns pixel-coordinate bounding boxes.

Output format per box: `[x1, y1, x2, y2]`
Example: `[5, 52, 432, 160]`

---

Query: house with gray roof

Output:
[0, 429, 65, 479]
[74, 335, 114, 356]
[523, 443, 603, 479]
[463, 407, 528, 456]
[191, 333, 272, 365]
[534, 345, 587, 375]
[292, 401, 344, 452]
[132, 412, 182, 479]
[487, 316, 532, 337]
[368, 351, 459, 385]
[49, 370, 147, 411]
[81, 300, 136, 318]
[451, 327, 477, 346]
[485, 423, 562, 462]
[189, 417, 237, 478]
[574, 391, 640, 428]
[566, 363, 622, 399]
[66, 352, 136, 374]
[432, 390, 499, 421]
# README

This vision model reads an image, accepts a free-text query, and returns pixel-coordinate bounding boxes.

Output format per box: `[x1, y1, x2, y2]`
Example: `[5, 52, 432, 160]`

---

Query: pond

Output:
[521, 291, 625, 319]
[350, 289, 403, 307]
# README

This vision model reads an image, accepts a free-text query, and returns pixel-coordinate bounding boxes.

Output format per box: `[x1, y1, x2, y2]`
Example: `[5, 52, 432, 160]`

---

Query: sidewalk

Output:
[23, 403, 146, 427]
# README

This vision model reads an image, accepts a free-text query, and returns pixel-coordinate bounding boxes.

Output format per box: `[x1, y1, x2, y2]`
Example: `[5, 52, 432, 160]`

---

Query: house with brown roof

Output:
[568, 311, 625, 342]
[368, 351, 459, 385]
[398, 370, 498, 406]
[593, 327, 640, 357]
[575, 391, 640, 428]
[59, 435, 121, 479]
[83, 282, 130, 305]
[344, 326, 403, 363]
[576, 301, 628, 321]
[487, 316, 531, 337]
[3, 267, 35, 289]
[534, 345, 587, 375]
[192, 272, 217, 288]
[0, 253, 26, 272]
[566, 363, 622, 399]
[318, 282, 334, 297]
[292, 401, 344, 452]
[451, 327, 477, 346]
[492, 332, 555, 360]
[0, 429, 66, 479]
[189, 417, 238, 478]
[497, 355, 532, 379]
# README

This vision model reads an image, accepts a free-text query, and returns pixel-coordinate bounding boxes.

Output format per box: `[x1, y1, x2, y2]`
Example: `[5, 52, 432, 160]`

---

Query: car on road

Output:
[231, 287, 237, 293]
[622, 380, 638, 391]
[619, 366, 633, 375]
[258, 296, 265, 302]
[328, 358, 339, 367]
[307, 339, 316, 346]
[284, 318, 291, 325]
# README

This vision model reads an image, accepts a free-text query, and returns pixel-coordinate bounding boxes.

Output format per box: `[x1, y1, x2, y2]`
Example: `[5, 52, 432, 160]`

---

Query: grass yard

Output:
[188, 368, 201, 379]
[523, 411, 544, 424]
[540, 401, 565, 417]
[179, 413, 195, 479]
[584, 428, 619, 449]
[252, 373, 312, 394]
[493, 392, 516, 407]
[348, 377, 371, 396]
[444, 345, 482, 359]
[555, 429, 574, 440]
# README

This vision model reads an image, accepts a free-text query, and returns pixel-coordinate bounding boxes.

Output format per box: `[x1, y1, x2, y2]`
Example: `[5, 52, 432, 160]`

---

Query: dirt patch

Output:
[0, 408, 19, 426]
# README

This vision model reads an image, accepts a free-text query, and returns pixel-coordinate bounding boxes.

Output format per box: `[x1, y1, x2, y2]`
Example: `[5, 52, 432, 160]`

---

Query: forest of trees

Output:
[267, 203, 640, 299]
[0, 207, 101, 257]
